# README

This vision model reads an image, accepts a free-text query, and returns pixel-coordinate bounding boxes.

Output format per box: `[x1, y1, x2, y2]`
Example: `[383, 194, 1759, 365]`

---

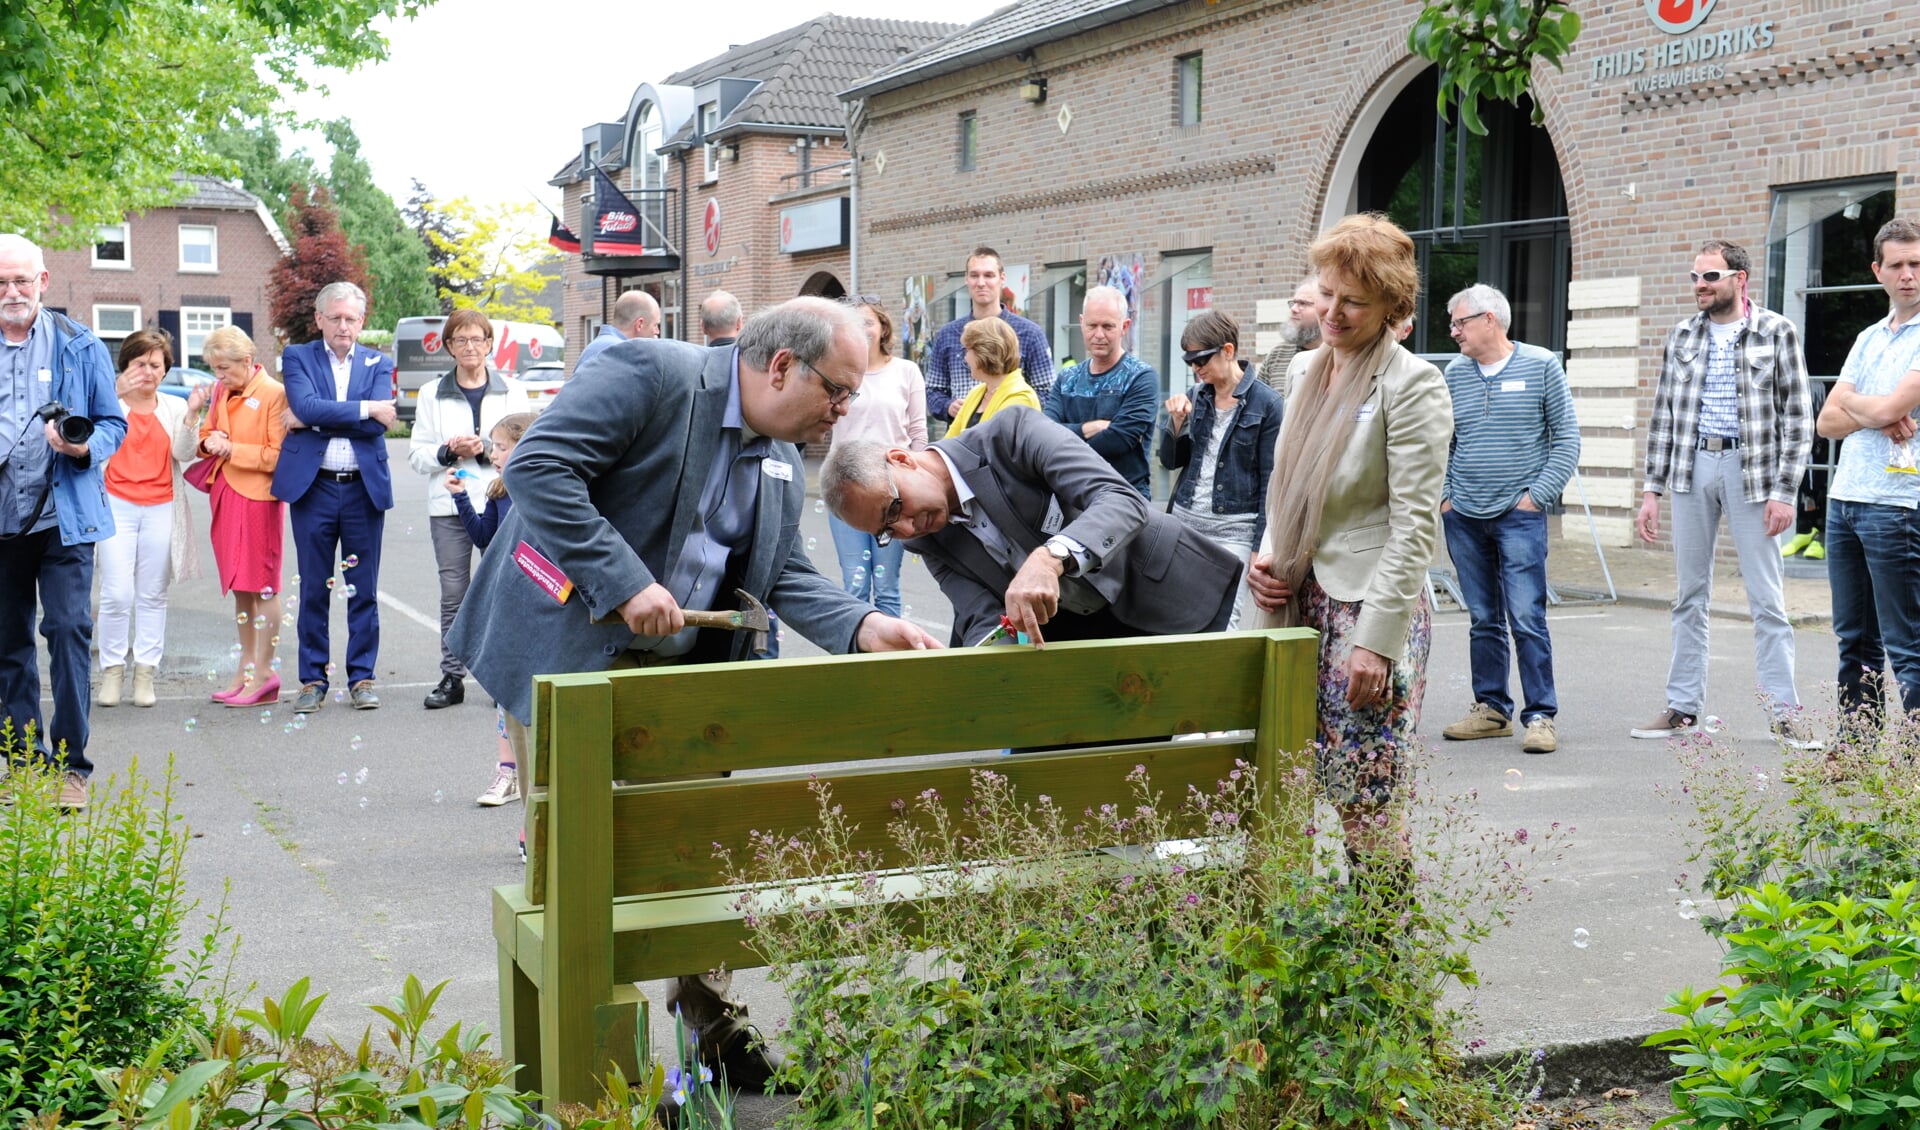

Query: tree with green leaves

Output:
[412, 196, 558, 324]
[323, 121, 435, 332]
[206, 118, 323, 231]
[1409, 0, 1582, 132]
[0, 0, 430, 242]
[402, 179, 472, 315]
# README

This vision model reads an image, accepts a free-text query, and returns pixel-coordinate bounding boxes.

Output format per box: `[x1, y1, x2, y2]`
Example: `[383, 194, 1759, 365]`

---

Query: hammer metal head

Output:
[730, 588, 772, 655]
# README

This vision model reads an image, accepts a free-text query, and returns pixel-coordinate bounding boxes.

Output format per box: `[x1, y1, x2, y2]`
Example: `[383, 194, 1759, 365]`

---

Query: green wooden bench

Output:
[492, 627, 1320, 1105]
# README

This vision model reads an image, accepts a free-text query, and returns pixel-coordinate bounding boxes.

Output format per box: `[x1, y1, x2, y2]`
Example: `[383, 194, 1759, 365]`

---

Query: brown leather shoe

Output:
[58, 772, 89, 810]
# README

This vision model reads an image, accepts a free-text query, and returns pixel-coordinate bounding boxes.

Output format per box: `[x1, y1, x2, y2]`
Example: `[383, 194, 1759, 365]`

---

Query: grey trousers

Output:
[1665, 449, 1798, 718]
[429, 514, 474, 679]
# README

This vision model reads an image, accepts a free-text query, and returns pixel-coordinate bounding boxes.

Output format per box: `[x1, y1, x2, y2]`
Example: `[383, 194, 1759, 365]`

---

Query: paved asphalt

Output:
[53, 440, 1842, 1102]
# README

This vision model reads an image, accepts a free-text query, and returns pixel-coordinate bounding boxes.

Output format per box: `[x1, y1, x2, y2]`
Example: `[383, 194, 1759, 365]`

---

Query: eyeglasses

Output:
[319, 313, 364, 326]
[1448, 312, 1492, 331]
[1182, 346, 1223, 367]
[873, 471, 904, 546]
[0, 276, 40, 293]
[1287, 298, 1315, 309]
[1689, 269, 1742, 284]
[448, 337, 491, 348]
[797, 359, 859, 407]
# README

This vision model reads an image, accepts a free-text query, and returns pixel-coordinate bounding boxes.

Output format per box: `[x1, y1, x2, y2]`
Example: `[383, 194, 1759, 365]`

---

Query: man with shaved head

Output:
[1043, 285, 1159, 496]
[574, 289, 661, 371]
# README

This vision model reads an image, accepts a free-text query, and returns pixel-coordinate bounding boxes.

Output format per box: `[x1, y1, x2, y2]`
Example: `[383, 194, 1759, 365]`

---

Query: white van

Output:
[393, 316, 567, 420]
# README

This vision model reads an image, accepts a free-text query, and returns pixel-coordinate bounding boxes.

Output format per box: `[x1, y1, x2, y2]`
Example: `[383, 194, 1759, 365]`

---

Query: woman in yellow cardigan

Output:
[945, 317, 1040, 437]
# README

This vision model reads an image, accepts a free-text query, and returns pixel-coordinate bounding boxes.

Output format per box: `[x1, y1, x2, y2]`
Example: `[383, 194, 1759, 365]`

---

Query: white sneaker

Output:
[476, 766, 521, 807]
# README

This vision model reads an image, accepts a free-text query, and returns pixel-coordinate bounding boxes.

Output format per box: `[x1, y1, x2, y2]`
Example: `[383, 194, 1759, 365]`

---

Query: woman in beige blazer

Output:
[1248, 213, 1453, 888]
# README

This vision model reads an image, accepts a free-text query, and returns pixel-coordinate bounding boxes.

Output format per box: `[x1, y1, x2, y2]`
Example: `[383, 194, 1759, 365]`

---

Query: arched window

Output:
[1354, 69, 1570, 357]
[635, 101, 666, 192]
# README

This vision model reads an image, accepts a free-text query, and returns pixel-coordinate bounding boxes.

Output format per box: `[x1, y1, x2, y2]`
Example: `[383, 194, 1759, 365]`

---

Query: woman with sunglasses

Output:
[825, 297, 928, 616]
[407, 309, 528, 710]
[1246, 213, 1451, 904]
[1158, 309, 1283, 628]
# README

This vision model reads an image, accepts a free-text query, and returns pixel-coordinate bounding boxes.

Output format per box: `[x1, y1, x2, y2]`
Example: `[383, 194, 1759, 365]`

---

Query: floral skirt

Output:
[1300, 572, 1432, 806]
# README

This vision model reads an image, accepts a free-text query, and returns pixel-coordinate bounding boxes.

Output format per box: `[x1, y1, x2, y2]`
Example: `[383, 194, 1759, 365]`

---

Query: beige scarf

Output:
[1250, 331, 1397, 629]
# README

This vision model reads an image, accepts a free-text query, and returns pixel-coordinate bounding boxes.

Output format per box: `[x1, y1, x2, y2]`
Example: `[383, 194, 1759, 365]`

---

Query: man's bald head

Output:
[612, 290, 661, 339]
[701, 290, 744, 343]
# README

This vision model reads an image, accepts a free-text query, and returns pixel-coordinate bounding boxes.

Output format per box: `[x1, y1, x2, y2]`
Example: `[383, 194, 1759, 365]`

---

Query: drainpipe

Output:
[679, 150, 690, 341]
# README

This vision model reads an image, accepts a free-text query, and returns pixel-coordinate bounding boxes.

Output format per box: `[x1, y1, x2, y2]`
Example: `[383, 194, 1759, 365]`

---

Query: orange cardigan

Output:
[199, 369, 288, 502]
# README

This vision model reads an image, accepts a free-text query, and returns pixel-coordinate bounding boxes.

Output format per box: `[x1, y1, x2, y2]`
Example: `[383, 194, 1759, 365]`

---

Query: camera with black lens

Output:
[36, 401, 94, 447]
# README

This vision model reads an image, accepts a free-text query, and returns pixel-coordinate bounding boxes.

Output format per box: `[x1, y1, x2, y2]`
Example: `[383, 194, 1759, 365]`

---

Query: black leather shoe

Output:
[423, 674, 465, 709]
[350, 681, 381, 710]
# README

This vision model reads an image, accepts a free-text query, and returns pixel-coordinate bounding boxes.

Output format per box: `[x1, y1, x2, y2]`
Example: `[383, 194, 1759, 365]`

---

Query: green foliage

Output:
[64, 974, 550, 1128]
[1647, 882, 1920, 1129]
[0, 737, 228, 1123]
[1407, 0, 1582, 133]
[205, 117, 323, 232]
[324, 121, 437, 332]
[406, 190, 559, 325]
[1672, 721, 1920, 936]
[722, 760, 1563, 1129]
[0, 0, 430, 242]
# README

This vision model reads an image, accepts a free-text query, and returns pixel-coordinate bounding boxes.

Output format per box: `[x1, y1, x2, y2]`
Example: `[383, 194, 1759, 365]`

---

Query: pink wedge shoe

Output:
[224, 675, 281, 708]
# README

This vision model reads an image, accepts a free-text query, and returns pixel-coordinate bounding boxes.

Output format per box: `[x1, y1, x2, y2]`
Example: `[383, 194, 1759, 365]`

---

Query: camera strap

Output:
[0, 474, 53, 542]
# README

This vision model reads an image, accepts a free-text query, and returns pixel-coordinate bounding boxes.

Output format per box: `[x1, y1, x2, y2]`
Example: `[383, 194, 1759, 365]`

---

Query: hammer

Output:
[680, 588, 773, 656]
[598, 588, 773, 656]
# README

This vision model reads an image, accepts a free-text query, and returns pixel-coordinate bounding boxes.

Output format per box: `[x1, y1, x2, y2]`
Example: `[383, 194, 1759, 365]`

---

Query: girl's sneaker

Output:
[477, 765, 521, 807]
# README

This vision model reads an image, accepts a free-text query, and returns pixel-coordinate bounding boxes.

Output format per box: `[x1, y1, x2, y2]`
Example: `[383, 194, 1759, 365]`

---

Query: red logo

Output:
[781, 216, 794, 248]
[704, 199, 722, 257]
[528, 339, 543, 359]
[422, 330, 441, 354]
[1647, 0, 1717, 34]
[599, 211, 638, 234]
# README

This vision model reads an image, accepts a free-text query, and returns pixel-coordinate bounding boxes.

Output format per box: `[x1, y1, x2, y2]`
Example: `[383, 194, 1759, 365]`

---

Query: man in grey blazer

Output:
[449, 297, 938, 1085]
[821, 407, 1243, 647]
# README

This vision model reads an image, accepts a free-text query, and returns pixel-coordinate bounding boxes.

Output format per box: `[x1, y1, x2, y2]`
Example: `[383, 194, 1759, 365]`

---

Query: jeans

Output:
[827, 512, 904, 617]
[96, 494, 174, 668]
[1825, 498, 1920, 724]
[0, 527, 94, 775]
[429, 515, 474, 678]
[1443, 506, 1556, 721]
[1666, 449, 1798, 718]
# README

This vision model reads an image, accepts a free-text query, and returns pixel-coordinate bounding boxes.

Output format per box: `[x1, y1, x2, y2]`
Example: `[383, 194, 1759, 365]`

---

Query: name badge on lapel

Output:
[761, 459, 793, 482]
[1041, 496, 1065, 535]
[1500, 379, 1525, 393]
[245, 397, 261, 410]
[1355, 404, 1378, 425]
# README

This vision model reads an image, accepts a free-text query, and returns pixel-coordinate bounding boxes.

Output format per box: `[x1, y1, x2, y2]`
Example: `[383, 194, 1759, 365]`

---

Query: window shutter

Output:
[157, 310, 181, 353]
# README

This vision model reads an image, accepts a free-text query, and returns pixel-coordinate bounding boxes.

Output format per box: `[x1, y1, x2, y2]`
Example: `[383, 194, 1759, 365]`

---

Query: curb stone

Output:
[1471, 1033, 1677, 1100]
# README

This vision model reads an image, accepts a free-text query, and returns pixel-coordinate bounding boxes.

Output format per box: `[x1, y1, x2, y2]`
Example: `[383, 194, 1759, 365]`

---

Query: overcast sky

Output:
[283, 0, 1006, 212]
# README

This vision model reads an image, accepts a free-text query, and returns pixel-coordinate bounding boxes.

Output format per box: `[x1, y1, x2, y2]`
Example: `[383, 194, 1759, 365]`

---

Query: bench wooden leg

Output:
[595, 983, 646, 1089]
[498, 942, 543, 1097]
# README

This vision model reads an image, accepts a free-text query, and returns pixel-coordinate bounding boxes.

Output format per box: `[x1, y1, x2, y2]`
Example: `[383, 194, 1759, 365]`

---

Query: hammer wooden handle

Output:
[681, 609, 746, 630]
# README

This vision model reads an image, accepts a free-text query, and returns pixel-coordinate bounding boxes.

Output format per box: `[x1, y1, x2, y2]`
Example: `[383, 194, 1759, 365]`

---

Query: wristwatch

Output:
[1044, 536, 1075, 572]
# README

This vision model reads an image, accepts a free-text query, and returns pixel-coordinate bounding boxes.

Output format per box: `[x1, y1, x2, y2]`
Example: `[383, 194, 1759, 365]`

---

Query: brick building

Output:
[38, 174, 290, 367]
[841, 0, 1920, 542]
[548, 14, 956, 368]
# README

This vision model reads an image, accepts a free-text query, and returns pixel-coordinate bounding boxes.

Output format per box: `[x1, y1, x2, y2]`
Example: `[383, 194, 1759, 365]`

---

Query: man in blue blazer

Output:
[274, 281, 397, 713]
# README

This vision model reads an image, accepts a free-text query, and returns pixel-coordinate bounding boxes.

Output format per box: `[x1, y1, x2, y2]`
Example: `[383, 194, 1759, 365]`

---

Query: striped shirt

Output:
[1829, 311, 1920, 509]
[1442, 341, 1581, 518]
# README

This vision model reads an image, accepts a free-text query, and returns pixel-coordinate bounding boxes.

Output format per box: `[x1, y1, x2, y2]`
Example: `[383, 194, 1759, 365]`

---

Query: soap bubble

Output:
[344, 584, 357, 598]
[206, 668, 218, 681]
[861, 549, 871, 562]
[253, 614, 268, 630]
[243, 662, 256, 678]
[325, 662, 336, 677]
[333, 689, 347, 703]
[282, 613, 296, 627]
[229, 643, 243, 656]
[1572, 928, 1590, 949]
[358, 796, 369, 810]
[813, 500, 825, 514]
[184, 717, 199, 733]
[326, 577, 336, 589]
[335, 585, 347, 601]
[269, 634, 281, 647]
[337, 772, 349, 786]
[807, 537, 817, 551]
[292, 715, 307, 731]
[354, 766, 369, 785]
[269, 658, 282, 672]
[350, 735, 364, 752]
[260, 587, 274, 599]
[283, 722, 295, 734]
[344, 554, 360, 568]
[236, 612, 249, 625]
[1679, 900, 1699, 920]
[432, 789, 445, 804]
[1701, 715, 1725, 734]
[1503, 768, 1523, 791]
[241, 822, 254, 836]
[258, 710, 272, 724]
[874, 564, 887, 577]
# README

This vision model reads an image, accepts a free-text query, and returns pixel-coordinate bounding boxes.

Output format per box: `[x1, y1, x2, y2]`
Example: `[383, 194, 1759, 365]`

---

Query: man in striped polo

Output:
[1438, 284, 1580, 754]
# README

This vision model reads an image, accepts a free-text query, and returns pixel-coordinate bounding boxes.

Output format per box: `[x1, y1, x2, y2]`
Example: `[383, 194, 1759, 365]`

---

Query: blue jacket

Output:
[1044, 352, 1160, 497]
[452, 488, 511, 551]
[272, 339, 396, 510]
[1158, 363, 1283, 543]
[36, 311, 128, 545]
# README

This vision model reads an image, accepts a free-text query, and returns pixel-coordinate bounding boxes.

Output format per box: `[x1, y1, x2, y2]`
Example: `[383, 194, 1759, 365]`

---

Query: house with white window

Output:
[39, 174, 291, 367]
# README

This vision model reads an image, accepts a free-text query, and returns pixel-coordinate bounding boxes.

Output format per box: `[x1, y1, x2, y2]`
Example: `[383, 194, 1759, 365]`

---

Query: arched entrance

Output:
[798, 271, 846, 300]
[1334, 66, 1570, 357]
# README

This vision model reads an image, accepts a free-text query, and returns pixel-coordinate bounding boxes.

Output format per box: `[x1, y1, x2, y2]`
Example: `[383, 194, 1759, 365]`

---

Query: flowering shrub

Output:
[721, 757, 1564, 1129]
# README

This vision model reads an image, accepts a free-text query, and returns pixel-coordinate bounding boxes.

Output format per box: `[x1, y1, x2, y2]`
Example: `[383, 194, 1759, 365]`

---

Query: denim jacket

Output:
[1158, 362, 1283, 541]
[17, 311, 126, 545]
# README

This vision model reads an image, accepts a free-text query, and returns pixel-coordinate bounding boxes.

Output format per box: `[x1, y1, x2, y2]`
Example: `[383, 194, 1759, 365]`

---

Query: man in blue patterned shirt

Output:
[1633, 239, 1820, 750]
[923, 247, 1053, 428]
[1816, 217, 1920, 737]
[1043, 286, 1158, 496]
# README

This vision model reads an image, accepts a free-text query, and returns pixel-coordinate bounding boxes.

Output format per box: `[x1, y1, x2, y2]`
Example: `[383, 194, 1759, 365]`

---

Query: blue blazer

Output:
[271, 339, 396, 510]
[448, 338, 874, 724]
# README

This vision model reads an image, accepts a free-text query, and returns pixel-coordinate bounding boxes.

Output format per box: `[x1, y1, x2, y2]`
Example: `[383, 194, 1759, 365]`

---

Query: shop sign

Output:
[703, 199, 722, 257]
[779, 198, 848, 254]
[1588, 0, 1775, 92]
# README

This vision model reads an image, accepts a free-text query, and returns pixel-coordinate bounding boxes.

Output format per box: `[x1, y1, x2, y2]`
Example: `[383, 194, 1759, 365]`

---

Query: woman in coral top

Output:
[197, 325, 289, 707]
[96, 330, 205, 707]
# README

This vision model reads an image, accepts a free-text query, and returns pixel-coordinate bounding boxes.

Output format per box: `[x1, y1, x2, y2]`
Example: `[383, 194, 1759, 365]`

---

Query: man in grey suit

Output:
[821, 407, 1243, 647]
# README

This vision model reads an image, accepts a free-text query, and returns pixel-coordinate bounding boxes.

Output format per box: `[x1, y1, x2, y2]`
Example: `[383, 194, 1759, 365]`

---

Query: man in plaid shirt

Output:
[1632, 239, 1822, 750]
